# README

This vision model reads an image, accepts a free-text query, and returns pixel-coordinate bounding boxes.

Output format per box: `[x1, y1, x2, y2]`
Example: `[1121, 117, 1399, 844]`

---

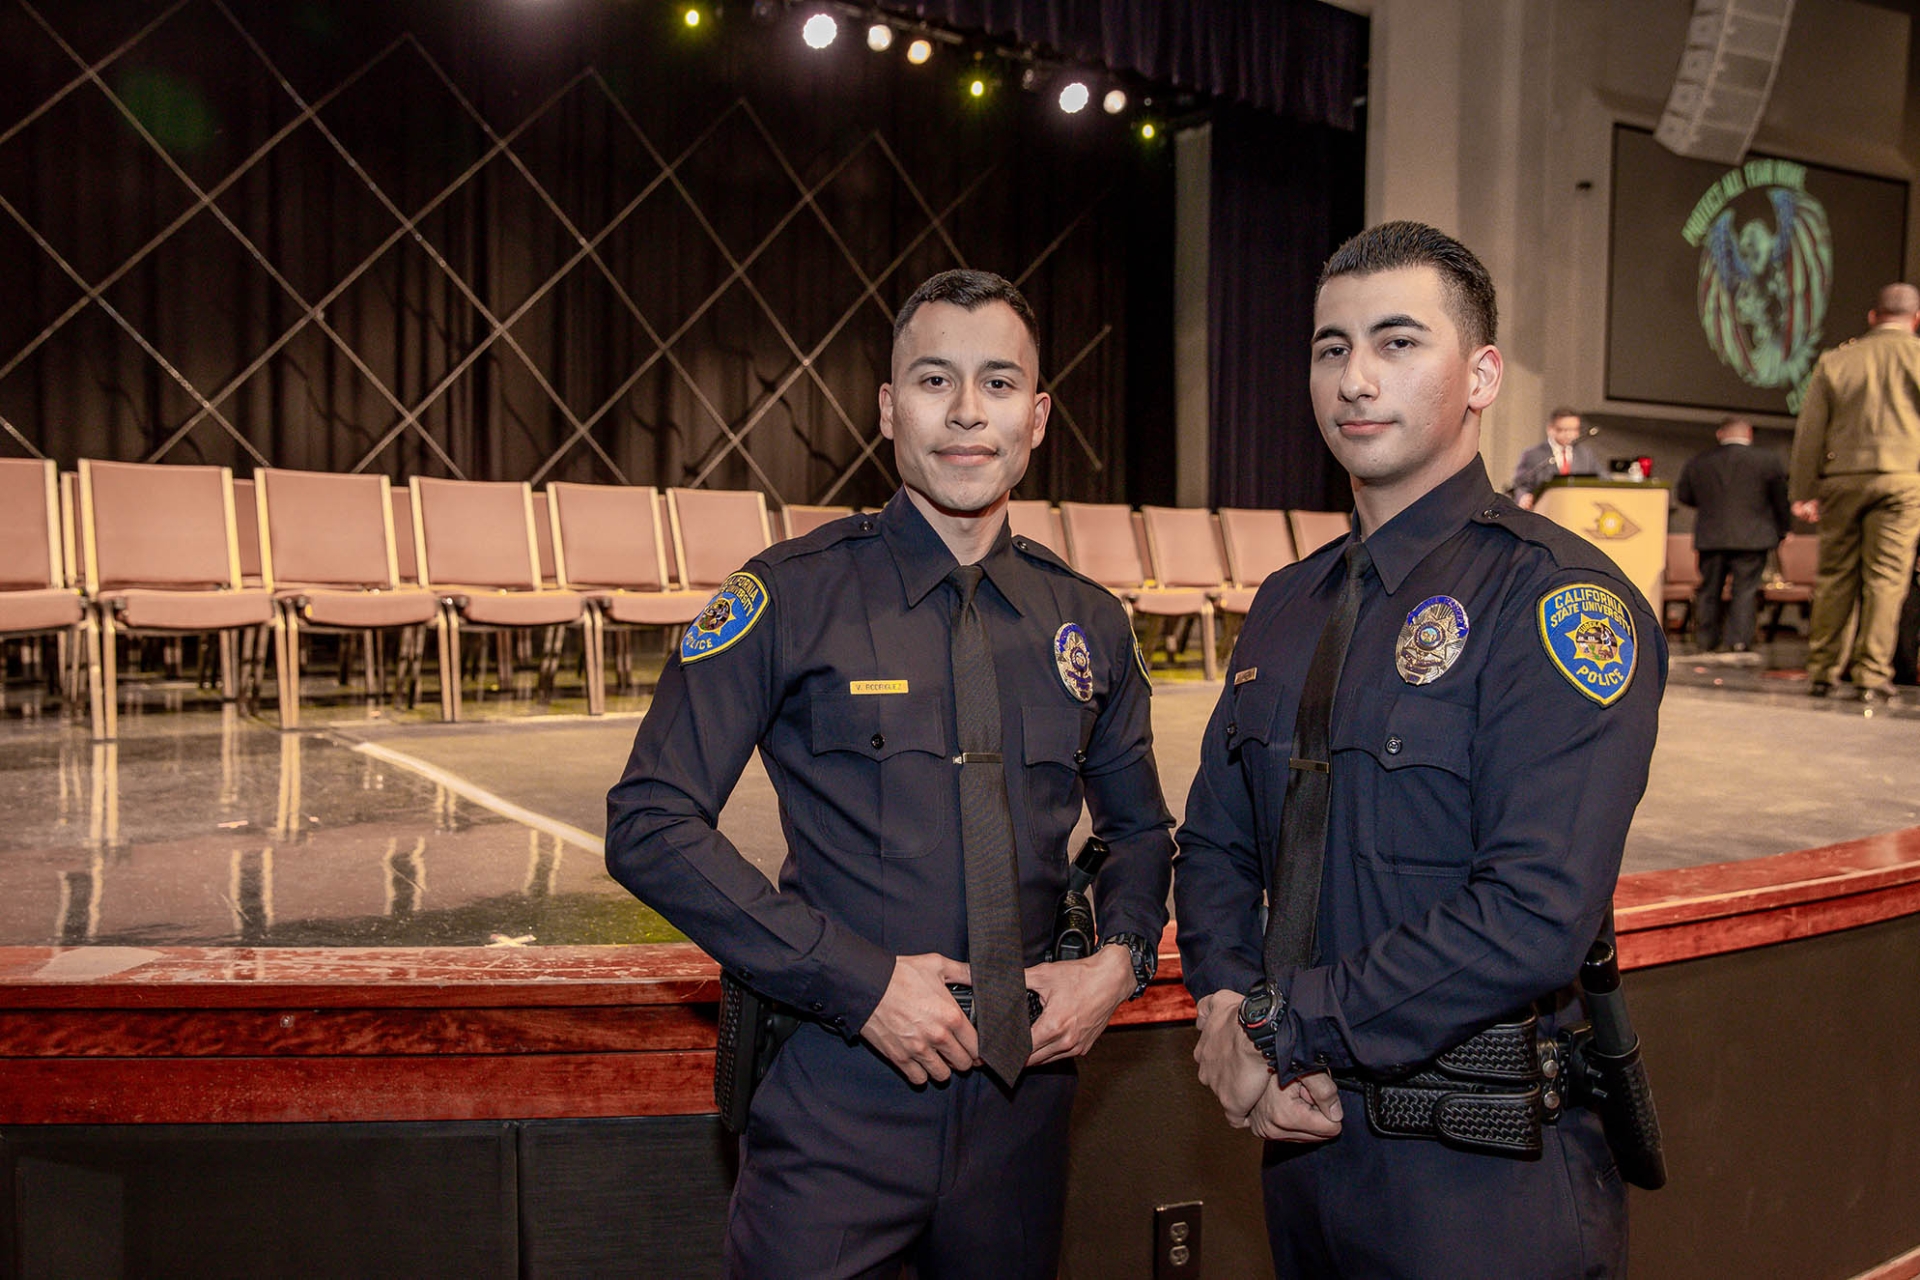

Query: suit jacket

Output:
[1789, 326, 1920, 502]
[1510, 439, 1602, 498]
[1675, 442, 1791, 551]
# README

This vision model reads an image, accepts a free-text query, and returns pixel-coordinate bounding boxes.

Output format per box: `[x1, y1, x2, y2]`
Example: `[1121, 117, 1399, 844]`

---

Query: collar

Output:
[1360, 456, 1499, 596]
[878, 489, 1024, 614]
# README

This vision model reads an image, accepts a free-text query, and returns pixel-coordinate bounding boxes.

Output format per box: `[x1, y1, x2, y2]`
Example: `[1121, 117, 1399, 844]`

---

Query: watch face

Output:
[1240, 988, 1274, 1029]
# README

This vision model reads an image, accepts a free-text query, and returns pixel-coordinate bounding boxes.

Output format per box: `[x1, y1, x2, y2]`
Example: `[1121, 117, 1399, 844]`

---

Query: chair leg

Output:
[496, 631, 512, 692]
[277, 610, 302, 731]
[90, 609, 115, 742]
[1200, 605, 1218, 683]
[439, 611, 462, 723]
[585, 615, 605, 716]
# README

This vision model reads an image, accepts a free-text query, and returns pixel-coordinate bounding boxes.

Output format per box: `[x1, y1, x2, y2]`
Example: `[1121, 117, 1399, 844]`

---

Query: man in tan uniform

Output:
[1789, 283, 1920, 704]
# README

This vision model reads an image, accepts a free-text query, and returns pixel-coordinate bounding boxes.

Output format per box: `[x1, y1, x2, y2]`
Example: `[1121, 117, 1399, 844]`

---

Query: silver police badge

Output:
[1054, 623, 1094, 702]
[1396, 595, 1470, 685]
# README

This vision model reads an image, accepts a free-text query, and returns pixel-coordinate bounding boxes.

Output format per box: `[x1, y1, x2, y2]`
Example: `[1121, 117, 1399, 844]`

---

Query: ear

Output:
[1028, 391, 1051, 450]
[878, 383, 897, 441]
[1466, 344, 1503, 413]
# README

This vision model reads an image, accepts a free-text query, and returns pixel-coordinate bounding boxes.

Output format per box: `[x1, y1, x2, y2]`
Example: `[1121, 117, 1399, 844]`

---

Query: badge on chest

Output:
[1054, 623, 1094, 702]
[1396, 595, 1470, 685]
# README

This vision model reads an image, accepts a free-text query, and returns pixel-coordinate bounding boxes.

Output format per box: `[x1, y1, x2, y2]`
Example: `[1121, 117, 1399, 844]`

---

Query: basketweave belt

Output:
[1331, 1014, 1568, 1156]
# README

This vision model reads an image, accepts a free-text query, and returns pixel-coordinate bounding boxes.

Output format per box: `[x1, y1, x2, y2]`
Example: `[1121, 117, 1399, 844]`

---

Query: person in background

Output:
[1675, 416, 1791, 662]
[1788, 282, 1920, 705]
[1509, 406, 1601, 509]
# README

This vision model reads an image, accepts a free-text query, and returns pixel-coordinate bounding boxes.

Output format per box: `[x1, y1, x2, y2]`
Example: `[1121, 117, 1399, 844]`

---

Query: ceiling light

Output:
[801, 13, 837, 49]
[906, 37, 933, 65]
[1140, 122, 1157, 140]
[867, 23, 893, 52]
[1058, 81, 1089, 114]
[684, 8, 701, 28]
[1103, 88, 1127, 114]
[969, 78, 986, 98]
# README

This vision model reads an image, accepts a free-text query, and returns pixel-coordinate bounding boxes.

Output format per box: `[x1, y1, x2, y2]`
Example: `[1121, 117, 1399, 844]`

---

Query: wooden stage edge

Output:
[4, 826, 1918, 1125]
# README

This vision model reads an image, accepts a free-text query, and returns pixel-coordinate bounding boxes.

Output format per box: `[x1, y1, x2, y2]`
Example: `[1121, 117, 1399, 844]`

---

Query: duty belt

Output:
[1331, 1014, 1569, 1157]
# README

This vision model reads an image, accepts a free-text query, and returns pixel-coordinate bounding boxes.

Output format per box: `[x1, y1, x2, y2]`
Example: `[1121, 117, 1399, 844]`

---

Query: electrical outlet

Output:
[1153, 1201, 1202, 1278]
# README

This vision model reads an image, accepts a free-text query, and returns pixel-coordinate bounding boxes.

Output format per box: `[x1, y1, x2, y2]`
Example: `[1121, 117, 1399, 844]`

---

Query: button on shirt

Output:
[607, 490, 1175, 1037]
[1173, 459, 1665, 1075]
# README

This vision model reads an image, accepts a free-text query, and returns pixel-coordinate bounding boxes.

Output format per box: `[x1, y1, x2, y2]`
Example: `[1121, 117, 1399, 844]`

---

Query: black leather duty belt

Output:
[1331, 1014, 1568, 1157]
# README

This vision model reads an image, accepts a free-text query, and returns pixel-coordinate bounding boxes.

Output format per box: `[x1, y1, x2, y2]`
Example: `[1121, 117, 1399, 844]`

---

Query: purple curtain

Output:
[1207, 104, 1365, 512]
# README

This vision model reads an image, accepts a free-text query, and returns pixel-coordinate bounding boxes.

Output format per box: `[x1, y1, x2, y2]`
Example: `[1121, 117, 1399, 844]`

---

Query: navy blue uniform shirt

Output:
[607, 489, 1175, 1039]
[1174, 458, 1666, 1076]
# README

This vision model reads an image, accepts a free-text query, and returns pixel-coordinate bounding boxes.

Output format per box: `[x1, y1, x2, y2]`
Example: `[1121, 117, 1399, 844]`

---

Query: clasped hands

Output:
[859, 947, 1136, 1085]
[1192, 989, 1343, 1143]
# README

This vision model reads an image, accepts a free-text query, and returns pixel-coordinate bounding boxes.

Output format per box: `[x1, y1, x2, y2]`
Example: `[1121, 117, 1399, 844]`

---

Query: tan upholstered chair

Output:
[1663, 534, 1701, 634]
[1216, 507, 1299, 615]
[1140, 506, 1232, 681]
[256, 468, 442, 729]
[665, 488, 773, 590]
[1762, 533, 1817, 641]
[0, 458, 88, 702]
[1288, 510, 1352, 559]
[409, 477, 598, 721]
[77, 459, 276, 740]
[1006, 500, 1066, 556]
[1059, 501, 1216, 680]
[779, 504, 855, 541]
[547, 482, 710, 700]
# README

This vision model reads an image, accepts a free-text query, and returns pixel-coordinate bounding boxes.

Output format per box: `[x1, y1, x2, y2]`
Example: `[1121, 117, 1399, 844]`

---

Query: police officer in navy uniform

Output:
[606, 269, 1173, 1279]
[1174, 223, 1665, 1277]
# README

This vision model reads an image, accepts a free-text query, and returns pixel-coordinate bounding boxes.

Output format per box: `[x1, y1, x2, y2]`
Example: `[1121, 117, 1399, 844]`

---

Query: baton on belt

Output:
[1569, 925, 1668, 1190]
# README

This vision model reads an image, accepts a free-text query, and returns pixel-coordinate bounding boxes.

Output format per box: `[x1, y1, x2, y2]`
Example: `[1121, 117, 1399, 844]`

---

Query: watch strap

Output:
[1100, 932, 1156, 1000]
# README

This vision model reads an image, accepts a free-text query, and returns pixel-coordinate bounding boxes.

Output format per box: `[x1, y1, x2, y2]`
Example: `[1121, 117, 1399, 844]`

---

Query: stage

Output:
[3, 663, 1919, 1279]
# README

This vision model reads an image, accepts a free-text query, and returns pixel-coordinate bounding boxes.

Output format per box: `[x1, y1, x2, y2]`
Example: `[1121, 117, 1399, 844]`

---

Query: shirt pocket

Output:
[1336, 690, 1476, 874]
[1223, 676, 1287, 852]
[809, 692, 952, 857]
[1021, 704, 1091, 858]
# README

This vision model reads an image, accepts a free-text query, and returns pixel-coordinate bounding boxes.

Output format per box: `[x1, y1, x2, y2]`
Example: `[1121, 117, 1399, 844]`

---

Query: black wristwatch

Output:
[1238, 978, 1284, 1071]
[1100, 932, 1157, 1000]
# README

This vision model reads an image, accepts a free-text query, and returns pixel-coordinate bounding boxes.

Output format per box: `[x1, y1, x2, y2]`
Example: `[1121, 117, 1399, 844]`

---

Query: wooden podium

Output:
[1532, 478, 1670, 606]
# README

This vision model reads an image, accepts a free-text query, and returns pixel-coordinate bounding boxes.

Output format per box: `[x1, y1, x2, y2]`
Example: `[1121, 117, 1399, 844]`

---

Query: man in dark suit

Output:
[1509, 407, 1602, 508]
[1675, 416, 1792, 660]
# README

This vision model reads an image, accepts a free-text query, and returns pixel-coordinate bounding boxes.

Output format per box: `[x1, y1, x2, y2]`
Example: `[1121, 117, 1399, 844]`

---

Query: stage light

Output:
[1103, 88, 1126, 114]
[1058, 81, 1089, 114]
[969, 77, 986, 98]
[682, 6, 701, 28]
[802, 13, 837, 49]
[906, 37, 933, 65]
[1140, 121, 1157, 140]
[867, 23, 893, 52]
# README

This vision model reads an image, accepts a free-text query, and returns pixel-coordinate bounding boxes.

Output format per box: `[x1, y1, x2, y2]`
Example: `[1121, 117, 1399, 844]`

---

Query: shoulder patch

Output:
[682, 571, 768, 664]
[1133, 638, 1153, 686]
[1537, 583, 1637, 705]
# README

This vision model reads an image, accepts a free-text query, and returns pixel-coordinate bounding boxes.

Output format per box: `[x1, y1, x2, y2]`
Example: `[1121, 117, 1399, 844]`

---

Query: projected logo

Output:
[1683, 157, 1833, 409]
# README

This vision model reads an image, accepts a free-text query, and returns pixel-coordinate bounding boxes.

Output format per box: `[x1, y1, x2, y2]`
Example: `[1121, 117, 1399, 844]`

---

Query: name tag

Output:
[850, 680, 910, 695]
[1234, 667, 1259, 686]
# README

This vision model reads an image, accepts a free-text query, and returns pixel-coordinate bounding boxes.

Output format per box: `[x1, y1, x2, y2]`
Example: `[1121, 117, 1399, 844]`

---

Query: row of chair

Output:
[0, 456, 1355, 737]
[1660, 532, 1819, 640]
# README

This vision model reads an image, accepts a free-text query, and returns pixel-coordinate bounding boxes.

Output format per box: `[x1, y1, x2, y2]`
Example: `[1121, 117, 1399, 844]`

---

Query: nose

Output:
[1338, 349, 1378, 403]
[949, 378, 987, 429]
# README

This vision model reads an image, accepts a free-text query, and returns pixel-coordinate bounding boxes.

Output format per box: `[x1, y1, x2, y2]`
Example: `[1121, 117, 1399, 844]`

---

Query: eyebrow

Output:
[905, 355, 1027, 377]
[1311, 314, 1432, 344]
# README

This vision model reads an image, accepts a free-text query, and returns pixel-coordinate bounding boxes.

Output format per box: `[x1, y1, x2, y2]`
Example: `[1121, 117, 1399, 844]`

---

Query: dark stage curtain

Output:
[879, 0, 1367, 129]
[0, 0, 1171, 507]
[1207, 104, 1365, 512]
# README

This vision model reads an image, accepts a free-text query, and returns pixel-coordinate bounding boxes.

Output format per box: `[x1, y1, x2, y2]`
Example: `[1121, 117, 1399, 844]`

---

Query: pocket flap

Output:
[1335, 692, 1473, 776]
[1022, 705, 1087, 767]
[1225, 676, 1283, 749]
[810, 692, 949, 759]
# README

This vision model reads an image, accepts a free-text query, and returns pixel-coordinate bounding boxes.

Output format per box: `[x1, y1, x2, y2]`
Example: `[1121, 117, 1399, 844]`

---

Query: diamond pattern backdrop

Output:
[0, 0, 1170, 507]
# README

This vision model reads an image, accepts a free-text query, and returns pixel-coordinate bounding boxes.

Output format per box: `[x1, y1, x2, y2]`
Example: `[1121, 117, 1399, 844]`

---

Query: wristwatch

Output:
[1238, 978, 1284, 1071]
[1100, 932, 1157, 1000]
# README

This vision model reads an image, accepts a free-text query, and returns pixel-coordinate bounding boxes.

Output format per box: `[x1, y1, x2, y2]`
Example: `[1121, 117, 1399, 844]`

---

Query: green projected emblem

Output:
[1683, 157, 1833, 411]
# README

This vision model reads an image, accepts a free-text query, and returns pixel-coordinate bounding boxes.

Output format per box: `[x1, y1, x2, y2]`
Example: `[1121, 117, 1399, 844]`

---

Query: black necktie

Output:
[947, 564, 1031, 1085]
[1264, 540, 1372, 982]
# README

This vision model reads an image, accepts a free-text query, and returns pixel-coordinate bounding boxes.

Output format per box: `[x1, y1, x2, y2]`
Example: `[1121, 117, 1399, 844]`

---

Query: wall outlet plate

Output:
[1153, 1200, 1202, 1278]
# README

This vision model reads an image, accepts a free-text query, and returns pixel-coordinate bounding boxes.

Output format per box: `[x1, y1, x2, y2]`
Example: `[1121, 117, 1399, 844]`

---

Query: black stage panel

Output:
[1626, 911, 1920, 1279]
[4, 1122, 517, 1279]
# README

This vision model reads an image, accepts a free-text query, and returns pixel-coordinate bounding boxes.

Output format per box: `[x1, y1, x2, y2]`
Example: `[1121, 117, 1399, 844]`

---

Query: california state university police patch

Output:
[1538, 583, 1637, 706]
[682, 571, 767, 664]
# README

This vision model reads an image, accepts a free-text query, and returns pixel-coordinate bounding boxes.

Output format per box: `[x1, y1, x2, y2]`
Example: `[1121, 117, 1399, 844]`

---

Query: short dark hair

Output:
[893, 269, 1041, 358]
[1318, 221, 1498, 350]
[1549, 407, 1582, 422]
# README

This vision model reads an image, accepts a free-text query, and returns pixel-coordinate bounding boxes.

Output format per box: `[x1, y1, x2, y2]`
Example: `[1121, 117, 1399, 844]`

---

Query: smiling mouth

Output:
[1336, 419, 1394, 433]
[936, 447, 1000, 463]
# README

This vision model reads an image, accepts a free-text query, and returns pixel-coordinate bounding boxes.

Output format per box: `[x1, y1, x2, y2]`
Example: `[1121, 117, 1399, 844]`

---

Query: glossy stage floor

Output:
[2, 643, 1916, 953]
